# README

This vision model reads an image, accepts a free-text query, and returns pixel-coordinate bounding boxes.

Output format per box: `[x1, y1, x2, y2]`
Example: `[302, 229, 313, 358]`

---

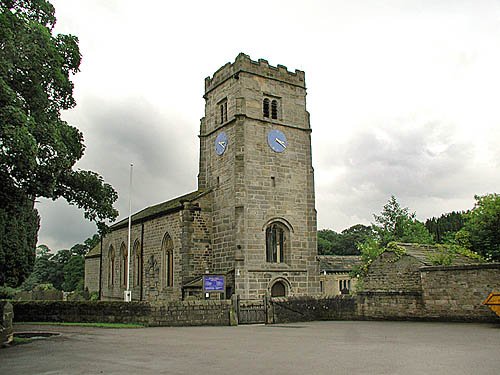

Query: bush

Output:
[0, 286, 17, 299]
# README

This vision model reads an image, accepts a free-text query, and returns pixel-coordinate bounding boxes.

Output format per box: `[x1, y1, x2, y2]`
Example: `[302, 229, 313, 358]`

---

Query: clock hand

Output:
[275, 138, 287, 149]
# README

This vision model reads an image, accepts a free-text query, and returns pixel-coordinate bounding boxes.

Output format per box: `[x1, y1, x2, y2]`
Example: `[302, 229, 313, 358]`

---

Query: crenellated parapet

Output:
[205, 53, 305, 95]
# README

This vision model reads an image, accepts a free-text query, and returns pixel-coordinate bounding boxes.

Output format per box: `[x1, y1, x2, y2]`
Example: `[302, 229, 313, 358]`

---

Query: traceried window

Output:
[108, 246, 115, 286]
[162, 233, 174, 287]
[133, 240, 142, 287]
[266, 222, 288, 263]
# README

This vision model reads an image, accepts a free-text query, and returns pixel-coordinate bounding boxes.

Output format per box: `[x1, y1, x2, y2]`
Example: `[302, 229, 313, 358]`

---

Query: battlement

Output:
[205, 53, 305, 94]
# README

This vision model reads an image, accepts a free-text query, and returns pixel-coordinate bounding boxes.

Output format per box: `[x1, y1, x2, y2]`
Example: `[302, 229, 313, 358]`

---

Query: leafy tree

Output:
[373, 195, 433, 245]
[457, 193, 500, 261]
[21, 233, 98, 292]
[62, 255, 84, 291]
[0, 1, 118, 286]
[425, 211, 465, 243]
[317, 229, 340, 255]
[318, 225, 373, 255]
[0, 196, 39, 286]
[338, 224, 373, 255]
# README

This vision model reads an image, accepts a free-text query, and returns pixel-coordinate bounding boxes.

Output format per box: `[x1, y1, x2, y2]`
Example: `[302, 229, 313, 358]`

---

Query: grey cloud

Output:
[316, 119, 488, 230]
[37, 95, 199, 250]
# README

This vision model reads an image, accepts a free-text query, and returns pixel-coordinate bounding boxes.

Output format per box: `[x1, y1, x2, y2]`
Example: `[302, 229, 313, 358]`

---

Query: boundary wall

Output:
[357, 263, 500, 322]
[12, 300, 235, 327]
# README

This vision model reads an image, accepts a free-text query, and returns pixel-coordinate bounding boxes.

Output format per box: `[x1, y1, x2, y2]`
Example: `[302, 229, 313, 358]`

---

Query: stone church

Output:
[85, 53, 320, 301]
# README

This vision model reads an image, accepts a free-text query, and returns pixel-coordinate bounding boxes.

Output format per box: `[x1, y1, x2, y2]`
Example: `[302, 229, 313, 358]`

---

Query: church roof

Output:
[111, 189, 210, 230]
[387, 242, 482, 266]
[318, 255, 362, 273]
[85, 243, 101, 258]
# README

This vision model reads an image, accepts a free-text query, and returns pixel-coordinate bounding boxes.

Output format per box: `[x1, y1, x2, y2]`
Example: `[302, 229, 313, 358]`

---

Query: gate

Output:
[237, 298, 267, 324]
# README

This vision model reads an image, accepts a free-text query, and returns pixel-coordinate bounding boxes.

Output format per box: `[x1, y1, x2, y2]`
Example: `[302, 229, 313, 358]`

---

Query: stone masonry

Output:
[87, 54, 319, 302]
[199, 53, 319, 299]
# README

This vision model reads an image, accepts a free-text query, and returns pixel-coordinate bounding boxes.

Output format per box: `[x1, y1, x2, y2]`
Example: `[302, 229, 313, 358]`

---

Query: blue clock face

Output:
[215, 132, 228, 155]
[267, 129, 288, 153]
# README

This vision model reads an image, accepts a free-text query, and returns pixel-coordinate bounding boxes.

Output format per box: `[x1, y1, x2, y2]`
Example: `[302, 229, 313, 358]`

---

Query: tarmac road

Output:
[1, 321, 499, 375]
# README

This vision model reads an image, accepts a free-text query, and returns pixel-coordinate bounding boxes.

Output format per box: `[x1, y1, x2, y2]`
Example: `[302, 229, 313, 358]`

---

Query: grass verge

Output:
[14, 322, 145, 328]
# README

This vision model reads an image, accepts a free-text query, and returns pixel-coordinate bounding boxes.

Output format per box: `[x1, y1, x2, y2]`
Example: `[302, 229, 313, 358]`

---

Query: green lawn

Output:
[14, 322, 145, 328]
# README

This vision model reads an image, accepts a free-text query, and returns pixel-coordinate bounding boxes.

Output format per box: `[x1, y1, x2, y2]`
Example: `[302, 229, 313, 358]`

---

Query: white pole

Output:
[125, 163, 133, 302]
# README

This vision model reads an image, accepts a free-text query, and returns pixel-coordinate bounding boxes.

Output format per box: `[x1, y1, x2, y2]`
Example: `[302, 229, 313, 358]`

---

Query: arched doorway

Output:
[271, 281, 286, 297]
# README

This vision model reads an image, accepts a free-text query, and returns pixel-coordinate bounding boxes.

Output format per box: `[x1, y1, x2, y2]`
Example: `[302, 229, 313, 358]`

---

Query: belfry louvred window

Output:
[271, 99, 278, 119]
[220, 100, 227, 124]
[263, 98, 270, 118]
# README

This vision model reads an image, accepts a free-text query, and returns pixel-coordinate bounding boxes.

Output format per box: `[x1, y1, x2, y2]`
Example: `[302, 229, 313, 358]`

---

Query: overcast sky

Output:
[37, 0, 500, 250]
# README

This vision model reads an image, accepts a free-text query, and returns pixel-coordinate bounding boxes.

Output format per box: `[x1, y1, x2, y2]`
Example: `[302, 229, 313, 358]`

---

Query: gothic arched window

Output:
[108, 246, 115, 286]
[120, 243, 128, 287]
[266, 222, 288, 263]
[133, 240, 142, 287]
[162, 233, 174, 287]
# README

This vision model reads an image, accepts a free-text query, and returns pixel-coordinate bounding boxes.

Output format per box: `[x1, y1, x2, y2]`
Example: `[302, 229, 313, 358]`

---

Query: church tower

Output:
[199, 54, 319, 299]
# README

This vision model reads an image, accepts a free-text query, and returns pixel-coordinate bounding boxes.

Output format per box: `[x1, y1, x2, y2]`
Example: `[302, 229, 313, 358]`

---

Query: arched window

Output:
[133, 240, 142, 287]
[271, 281, 286, 297]
[162, 233, 174, 288]
[120, 243, 128, 287]
[108, 246, 115, 286]
[263, 98, 270, 118]
[266, 222, 288, 263]
[271, 99, 278, 119]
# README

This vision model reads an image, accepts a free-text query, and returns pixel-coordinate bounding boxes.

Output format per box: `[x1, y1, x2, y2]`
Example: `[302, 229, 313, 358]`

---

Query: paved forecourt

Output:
[1, 321, 499, 375]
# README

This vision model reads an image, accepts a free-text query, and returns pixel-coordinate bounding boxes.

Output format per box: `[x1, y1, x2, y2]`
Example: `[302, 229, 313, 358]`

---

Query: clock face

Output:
[267, 129, 288, 153]
[215, 132, 228, 155]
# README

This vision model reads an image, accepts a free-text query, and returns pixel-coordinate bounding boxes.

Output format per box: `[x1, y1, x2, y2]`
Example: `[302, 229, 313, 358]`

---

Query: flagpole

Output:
[125, 163, 133, 302]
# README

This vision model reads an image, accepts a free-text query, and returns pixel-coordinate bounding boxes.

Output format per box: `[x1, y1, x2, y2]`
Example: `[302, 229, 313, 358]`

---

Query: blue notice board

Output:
[203, 275, 225, 292]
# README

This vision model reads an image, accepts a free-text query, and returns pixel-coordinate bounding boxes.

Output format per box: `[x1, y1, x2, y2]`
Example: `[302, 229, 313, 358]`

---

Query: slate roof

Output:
[389, 243, 481, 266]
[111, 189, 210, 230]
[85, 243, 101, 258]
[318, 255, 362, 273]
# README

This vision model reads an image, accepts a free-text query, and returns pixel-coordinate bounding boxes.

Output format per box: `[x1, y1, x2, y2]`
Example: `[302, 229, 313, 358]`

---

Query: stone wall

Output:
[84, 256, 100, 293]
[12, 300, 235, 327]
[359, 262, 500, 322]
[357, 291, 425, 320]
[268, 296, 357, 324]
[1, 301, 14, 346]
[362, 252, 423, 292]
[420, 263, 500, 322]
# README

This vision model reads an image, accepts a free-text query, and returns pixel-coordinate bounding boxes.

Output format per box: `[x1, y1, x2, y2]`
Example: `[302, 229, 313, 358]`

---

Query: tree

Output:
[317, 229, 340, 255]
[21, 233, 98, 292]
[318, 225, 373, 255]
[338, 224, 373, 255]
[425, 211, 465, 243]
[372, 195, 433, 245]
[457, 194, 500, 261]
[62, 255, 84, 292]
[0, 1, 118, 286]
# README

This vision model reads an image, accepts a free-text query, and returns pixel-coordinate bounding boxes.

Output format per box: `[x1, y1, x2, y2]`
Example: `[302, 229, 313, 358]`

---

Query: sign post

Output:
[203, 275, 226, 300]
